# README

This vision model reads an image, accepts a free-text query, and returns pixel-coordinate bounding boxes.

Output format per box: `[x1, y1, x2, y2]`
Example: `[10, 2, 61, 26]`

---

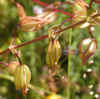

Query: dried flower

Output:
[19, 16, 43, 32]
[14, 64, 31, 95]
[46, 40, 61, 66]
[78, 38, 97, 64]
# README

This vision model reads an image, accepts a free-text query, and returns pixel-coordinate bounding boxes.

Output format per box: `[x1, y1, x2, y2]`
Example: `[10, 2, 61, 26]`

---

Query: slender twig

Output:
[89, 0, 94, 8]
[32, 0, 73, 17]
[0, 20, 86, 56]
[94, 0, 100, 4]
[67, 28, 72, 99]
[0, 35, 48, 55]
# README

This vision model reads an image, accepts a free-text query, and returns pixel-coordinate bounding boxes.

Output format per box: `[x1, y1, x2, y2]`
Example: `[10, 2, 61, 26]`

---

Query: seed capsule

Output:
[19, 16, 43, 32]
[78, 38, 97, 64]
[14, 64, 31, 95]
[37, 11, 56, 25]
[46, 40, 61, 66]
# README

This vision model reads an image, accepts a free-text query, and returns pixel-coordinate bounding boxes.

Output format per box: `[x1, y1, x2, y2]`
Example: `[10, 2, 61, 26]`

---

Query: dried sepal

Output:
[16, 3, 26, 20]
[78, 38, 97, 64]
[46, 40, 61, 66]
[14, 64, 31, 95]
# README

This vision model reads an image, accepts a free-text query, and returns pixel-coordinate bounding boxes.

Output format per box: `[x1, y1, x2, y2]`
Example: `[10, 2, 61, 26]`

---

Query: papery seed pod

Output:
[45, 94, 61, 99]
[6, 61, 19, 74]
[78, 38, 97, 64]
[16, 3, 26, 20]
[72, 0, 88, 23]
[37, 11, 56, 25]
[14, 64, 31, 94]
[19, 16, 43, 32]
[46, 40, 61, 66]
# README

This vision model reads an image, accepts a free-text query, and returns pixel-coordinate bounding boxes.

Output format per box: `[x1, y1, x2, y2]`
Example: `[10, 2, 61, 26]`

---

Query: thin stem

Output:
[67, 29, 72, 99]
[89, 0, 94, 8]
[0, 73, 14, 82]
[0, 35, 48, 55]
[32, 0, 73, 17]
[94, 0, 100, 4]
[0, 20, 86, 56]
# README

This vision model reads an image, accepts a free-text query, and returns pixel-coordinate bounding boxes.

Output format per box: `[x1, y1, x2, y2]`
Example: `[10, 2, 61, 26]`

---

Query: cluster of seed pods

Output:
[16, 3, 56, 32]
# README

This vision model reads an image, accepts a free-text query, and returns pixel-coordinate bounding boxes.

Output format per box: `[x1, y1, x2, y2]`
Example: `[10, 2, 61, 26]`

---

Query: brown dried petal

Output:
[78, 38, 97, 64]
[16, 3, 26, 20]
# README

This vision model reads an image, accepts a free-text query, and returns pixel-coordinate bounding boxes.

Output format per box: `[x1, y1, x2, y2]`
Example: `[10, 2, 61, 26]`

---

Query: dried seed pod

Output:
[46, 40, 61, 66]
[19, 16, 43, 32]
[37, 11, 56, 25]
[78, 38, 97, 64]
[6, 61, 19, 74]
[45, 94, 61, 99]
[14, 64, 31, 95]
[72, 0, 88, 23]
[16, 3, 26, 20]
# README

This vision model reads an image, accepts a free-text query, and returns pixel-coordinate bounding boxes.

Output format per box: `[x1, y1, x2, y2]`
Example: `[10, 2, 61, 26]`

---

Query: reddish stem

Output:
[0, 19, 86, 56]
[0, 35, 48, 55]
[32, 0, 73, 17]
[94, 0, 100, 3]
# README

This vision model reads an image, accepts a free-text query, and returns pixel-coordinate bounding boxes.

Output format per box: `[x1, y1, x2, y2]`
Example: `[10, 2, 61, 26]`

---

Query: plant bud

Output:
[45, 94, 61, 99]
[16, 3, 26, 20]
[78, 38, 97, 64]
[6, 61, 19, 74]
[72, 0, 88, 23]
[14, 64, 31, 94]
[46, 40, 61, 66]
[19, 16, 43, 32]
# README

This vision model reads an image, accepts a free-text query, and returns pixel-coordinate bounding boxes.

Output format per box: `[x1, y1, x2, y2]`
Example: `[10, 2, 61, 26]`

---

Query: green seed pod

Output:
[72, 0, 88, 23]
[46, 40, 61, 66]
[14, 64, 31, 91]
[78, 38, 97, 64]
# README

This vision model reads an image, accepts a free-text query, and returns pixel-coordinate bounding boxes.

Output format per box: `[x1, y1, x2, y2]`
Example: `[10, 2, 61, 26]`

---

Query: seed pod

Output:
[46, 40, 61, 66]
[6, 61, 19, 75]
[78, 38, 97, 64]
[37, 11, 56, 25]
[45, 94, 61, 99]
[19, 16, 43, 32]
[16, 3, 26, 20]
[14, 64, 31, 94]
[72, 0, 88, 23]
